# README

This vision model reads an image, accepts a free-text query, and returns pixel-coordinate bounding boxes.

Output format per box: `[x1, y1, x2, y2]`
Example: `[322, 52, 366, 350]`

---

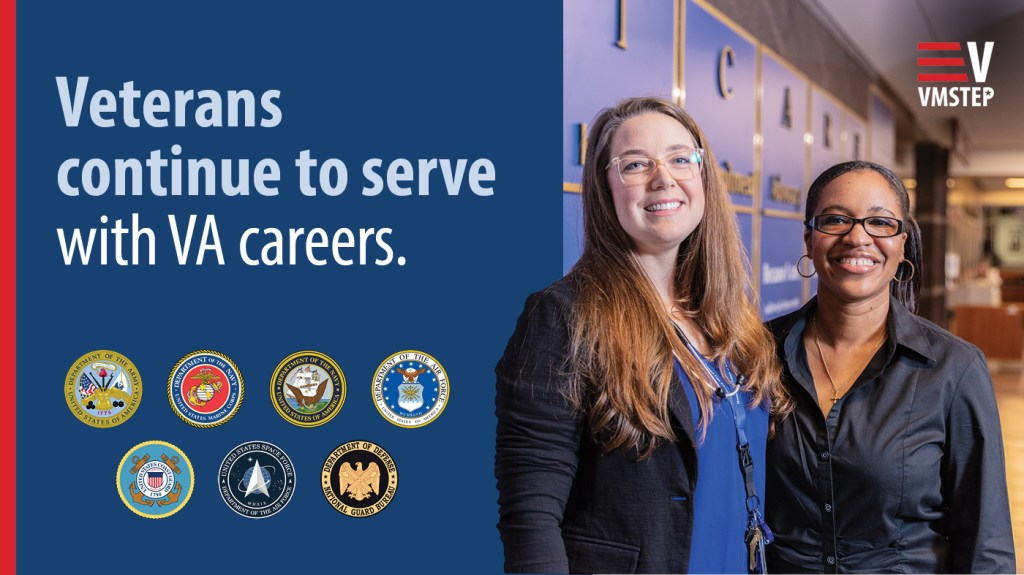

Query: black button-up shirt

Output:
[765, 297, 1015, 573]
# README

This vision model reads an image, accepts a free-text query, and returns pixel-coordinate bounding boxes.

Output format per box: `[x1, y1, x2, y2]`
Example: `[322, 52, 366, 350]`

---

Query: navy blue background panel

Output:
[18, 2, 561, 573]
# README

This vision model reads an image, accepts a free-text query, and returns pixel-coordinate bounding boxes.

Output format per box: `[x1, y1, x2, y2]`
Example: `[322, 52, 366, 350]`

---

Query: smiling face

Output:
[806, 169, 907, 306]
[606, 112, 706, 258]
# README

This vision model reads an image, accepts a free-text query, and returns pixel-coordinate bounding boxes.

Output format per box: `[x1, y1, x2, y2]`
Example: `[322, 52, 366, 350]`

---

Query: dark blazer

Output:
[494, 277, 699, 574]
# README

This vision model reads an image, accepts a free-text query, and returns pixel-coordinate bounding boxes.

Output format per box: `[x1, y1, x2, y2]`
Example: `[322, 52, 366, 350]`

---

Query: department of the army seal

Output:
[116, 440, 194, 519]
[65, 350, 142, 428]
[218, 440, 296, 519]
[270, 351, 346, 427]
[167, 349, 243, 427]
[372, 350, 449, 428]
[321, 441, 398, 517]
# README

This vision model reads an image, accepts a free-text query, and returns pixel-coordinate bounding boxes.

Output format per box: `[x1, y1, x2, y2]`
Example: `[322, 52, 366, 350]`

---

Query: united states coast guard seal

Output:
[65, 350, 142, 428]
[270, 351, 346, 427]
[116, 440, 194, 519]
[167, 349, 243, 427]
[372, 350, 449, 428]
[321, 441, 398, 517]
[218, 441, 296, 519]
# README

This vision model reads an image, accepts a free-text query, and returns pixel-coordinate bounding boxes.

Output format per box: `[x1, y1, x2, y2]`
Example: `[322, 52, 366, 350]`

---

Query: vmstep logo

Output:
[917, 41, 994, 107]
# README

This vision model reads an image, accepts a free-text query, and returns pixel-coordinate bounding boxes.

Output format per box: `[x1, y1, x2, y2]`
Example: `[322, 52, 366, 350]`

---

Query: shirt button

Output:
[824, 503, 832, 512]
[826, 556, 836, 565]
[820, 451, 830, 460]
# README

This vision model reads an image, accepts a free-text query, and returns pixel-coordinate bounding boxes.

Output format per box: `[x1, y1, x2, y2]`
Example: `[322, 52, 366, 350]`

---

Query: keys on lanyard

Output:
[746, 525, 762, 573]
[745, 512, 773, 574]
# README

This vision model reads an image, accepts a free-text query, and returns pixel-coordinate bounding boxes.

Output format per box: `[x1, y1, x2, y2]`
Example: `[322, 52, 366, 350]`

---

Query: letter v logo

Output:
[967, 42, 994, 83]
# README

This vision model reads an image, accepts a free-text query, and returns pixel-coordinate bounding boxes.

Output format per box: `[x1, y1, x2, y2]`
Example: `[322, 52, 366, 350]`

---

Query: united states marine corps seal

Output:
[321, 441, 398, 517]
[66, 350, 142, 428]
[372, 350, 449, 428]
[270, 351, 346, 427]
[116, 440, 194, 519]
[218, 441, 296, 519]
[167, 349, 243, 427]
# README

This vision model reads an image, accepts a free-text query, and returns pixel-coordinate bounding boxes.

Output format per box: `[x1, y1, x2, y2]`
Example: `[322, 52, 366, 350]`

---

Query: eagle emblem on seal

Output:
[338, 461, 380, 501]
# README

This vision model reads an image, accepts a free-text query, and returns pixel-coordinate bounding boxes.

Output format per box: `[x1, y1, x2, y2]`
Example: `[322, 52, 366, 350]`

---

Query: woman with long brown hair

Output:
[495, 96, 792, 573]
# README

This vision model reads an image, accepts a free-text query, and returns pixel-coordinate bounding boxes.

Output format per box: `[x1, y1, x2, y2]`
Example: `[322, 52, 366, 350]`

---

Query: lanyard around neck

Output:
[673, 325, 772, 574]
[674, 326, 749, 446]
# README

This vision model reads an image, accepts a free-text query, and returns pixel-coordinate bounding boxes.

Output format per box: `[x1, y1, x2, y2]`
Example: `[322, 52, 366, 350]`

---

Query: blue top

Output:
[675, 359, 769, 573]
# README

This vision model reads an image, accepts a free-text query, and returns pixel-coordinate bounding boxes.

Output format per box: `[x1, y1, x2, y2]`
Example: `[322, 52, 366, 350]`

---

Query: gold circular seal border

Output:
[270, 350, 347, 428]
[115, 439, 195, 519]
[371, 349, 450, 429]
[165, 349, 245, 428]
[64, 349, 143, 428]
[320, 440, 398, 517]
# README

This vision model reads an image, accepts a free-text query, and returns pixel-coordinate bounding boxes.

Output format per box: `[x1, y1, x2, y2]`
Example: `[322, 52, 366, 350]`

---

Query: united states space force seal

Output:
[270, 351, 346, 427]
[218, 441, 296, 519]
[65, 350, 142, 428]
[372, 350, 449, 428]
[321, 441, 398, 517]
[167, 349, 243, 427]
[116, 440, 194, 519]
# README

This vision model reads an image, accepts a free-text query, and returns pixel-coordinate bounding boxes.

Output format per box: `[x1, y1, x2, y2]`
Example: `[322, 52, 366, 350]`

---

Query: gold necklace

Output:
[812, 317, 886, 404]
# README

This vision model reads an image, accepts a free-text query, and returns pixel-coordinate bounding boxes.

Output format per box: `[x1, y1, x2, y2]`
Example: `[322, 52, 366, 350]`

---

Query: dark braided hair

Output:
[805, 161, 921, 313]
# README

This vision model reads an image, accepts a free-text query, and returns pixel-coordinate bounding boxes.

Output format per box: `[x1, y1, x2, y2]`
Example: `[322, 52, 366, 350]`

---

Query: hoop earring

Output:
[797, 254, 816, 278]
[893, 260, 915, 283]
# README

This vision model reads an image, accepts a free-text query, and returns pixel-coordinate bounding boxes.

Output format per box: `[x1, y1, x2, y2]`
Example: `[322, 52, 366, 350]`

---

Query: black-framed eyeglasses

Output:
[805, 214, 904, 238]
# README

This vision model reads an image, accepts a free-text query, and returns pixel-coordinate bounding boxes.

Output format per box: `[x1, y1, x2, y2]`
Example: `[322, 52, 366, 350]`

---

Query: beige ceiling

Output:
[806, 0, 1024, 182]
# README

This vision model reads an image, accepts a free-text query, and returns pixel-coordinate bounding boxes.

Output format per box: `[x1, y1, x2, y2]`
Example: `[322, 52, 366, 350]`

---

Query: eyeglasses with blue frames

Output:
[806, 214, 905, 238]
[606, 148, 704, 185]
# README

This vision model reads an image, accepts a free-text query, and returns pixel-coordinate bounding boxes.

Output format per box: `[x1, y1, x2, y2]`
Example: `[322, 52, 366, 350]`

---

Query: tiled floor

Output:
[992, 365, 1024, 573]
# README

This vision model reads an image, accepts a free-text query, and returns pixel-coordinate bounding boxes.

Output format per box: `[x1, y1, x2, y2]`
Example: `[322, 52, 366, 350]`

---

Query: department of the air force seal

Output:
[116, 440, 194, 519]
[167, 349, 243, 427]
[218, 440, 296, 519]
[372, 350, 449, 428]
[65, 350, 142, 428]
[321, 441, 398, 517]
[270, 351, 346, 427]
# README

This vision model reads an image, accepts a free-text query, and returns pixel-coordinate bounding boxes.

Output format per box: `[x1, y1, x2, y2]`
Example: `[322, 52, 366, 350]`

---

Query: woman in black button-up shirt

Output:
[765, 161, 1015, 573]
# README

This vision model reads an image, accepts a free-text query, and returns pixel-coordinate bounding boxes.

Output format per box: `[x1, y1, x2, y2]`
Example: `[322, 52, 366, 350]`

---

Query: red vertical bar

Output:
[2, 0, 15, 571]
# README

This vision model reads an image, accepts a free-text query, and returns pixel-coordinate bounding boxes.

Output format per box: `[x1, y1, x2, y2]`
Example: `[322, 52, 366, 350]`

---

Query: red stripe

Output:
[917, 57, 964, 66]
[1, 0, 14, 571]
[917, 73, 969, 82]
[917, 42, 961, 51]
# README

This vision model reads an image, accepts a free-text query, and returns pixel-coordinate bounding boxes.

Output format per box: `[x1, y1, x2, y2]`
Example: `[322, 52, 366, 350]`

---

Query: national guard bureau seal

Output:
[372, 350, 449, 428]
[270, 351, 346, 427]
[218, 441, 296, 519]
[321, 441, 398, 517]
[65, 350, 143, 428]
[167, 349, 243, 427]
[116, 440, 194, 519]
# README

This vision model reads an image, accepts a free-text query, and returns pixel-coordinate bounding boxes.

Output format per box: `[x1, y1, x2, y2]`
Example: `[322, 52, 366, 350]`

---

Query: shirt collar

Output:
[777, 295, 936, 367]
[888, 295, 937, 365]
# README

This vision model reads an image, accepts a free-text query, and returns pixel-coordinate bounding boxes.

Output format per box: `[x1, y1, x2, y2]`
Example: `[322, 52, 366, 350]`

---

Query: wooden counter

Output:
[952, 305, 1024, 361]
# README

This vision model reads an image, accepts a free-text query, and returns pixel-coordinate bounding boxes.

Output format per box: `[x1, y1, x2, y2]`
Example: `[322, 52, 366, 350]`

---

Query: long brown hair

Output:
[567, 96, 792, 457]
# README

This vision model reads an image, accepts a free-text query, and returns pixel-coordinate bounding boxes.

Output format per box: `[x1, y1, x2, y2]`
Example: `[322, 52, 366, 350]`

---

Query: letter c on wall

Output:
[718, 45, 735, 100]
